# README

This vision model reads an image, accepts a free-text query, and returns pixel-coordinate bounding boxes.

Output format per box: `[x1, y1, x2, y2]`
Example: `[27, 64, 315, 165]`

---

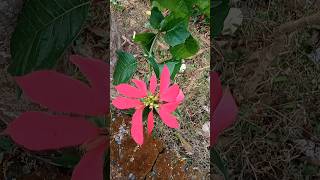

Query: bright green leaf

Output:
[133, 32, 156, 52]
[149, 7, 164, 29]
[170, 35, 199, 59]
[8, 0, 90, 76]
[164, 22, 190, 47]
[195, 0, 210, 17]
[160, 13, 186, 32]
[113, 51, 137, 85]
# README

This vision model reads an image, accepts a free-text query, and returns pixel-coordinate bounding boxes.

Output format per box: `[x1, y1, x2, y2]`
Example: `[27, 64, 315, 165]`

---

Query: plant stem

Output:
[148, 33, 159, 57]
[147, 33, 159, 78]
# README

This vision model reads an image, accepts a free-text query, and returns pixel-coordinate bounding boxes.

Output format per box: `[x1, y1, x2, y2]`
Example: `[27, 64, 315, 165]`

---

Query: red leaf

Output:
[211, 88, 238, 145]
[5, 112, 99, 150]
[72, 142, 107, 180]
[211, 72, 223, 111]
[70, 55, 108, 112]
[15, 70, 105, 116]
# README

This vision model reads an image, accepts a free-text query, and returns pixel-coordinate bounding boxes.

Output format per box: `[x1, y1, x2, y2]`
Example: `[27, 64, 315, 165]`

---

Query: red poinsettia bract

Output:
[112, 65, 184, 145]
[3, 55, 108, 180]
[211, 72, 238, 145]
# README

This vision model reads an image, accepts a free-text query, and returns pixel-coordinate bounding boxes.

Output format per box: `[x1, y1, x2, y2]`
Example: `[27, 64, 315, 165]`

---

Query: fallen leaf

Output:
[307, 48, 320, 64]
[222, 8, 243, 36]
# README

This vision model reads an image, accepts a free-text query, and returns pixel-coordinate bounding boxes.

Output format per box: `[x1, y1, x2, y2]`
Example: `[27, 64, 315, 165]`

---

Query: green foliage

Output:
[123, 1, 204, 83]
[133, 32, 156, 52]
[160, 14, 186, 32]
[112, 0, 206, 85]
[164, 22, 190, 47]
[87, 116, 107, 128]
[148, 56, 161, 78]
[212, 0, 230, 37]
[152, 0, 209, 18]
[194, 0, 210, 17]
[113, 51, 137, 85]
[150, 7, 164, 29]
[159, 59, 182, 80]
[170, 36, 199, 59]
[148, 56, 182, 80]
[211, 147, 229, 179]
[8, 0, 90, 76]
[51, 152, 81, 168]
[0, 137, 13, 151]
[152, 0, 190, 18]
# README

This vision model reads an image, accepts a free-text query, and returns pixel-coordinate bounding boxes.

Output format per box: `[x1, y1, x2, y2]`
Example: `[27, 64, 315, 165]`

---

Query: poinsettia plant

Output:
[2, 56, 109, 180]
[112, 65, 184, 144]
[210, 71, 238, 179]
[112, 0, 209, 144]
[113, 0, 210, 85]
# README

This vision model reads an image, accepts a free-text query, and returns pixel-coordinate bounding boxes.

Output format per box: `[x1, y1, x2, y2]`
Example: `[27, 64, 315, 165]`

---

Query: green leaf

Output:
[212, 0, 223, 8]
[195, 0, 210, 17]
[152, 0, 190, 18]
[133, 32, 156, 52]
[170, 35, 199, 59]
[212, 0, 230, 37]
[160, 13, 186, 32]
[51, 153, 80, 168]
[113, 51, 137, 85]
[148, 55, 160, 78]
[143, 107, 151, 121]
[87, 116, 107, 128]
[211, 148, 229, 179]
[147, 56, 181, 80]
[0, 137, 13, 151]
[159, 59, 182, 80]
[164, 22, 190, 47]
[8, 0, 90, 76]
[183, 0, 210, 17]
[149, 7, 164, 29]
[103, 149, 110, 179]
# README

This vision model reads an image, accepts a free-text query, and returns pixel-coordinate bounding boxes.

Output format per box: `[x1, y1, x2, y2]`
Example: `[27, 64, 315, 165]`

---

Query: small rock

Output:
[201, 121, 210, 138]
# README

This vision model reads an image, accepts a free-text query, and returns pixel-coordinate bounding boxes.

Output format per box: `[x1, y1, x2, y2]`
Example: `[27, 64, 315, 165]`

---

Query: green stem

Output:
[147, 33, 159, 78]
[148, 33, 159, 57]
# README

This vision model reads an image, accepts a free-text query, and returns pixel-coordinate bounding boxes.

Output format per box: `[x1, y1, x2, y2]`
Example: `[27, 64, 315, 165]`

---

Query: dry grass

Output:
[213, 0, 320, 179]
